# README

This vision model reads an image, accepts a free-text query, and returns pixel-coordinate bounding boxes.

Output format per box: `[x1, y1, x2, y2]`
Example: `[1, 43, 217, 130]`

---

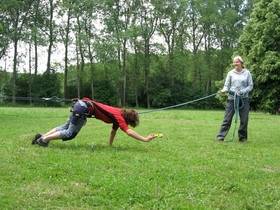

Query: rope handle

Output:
[224, 90, 246, 142]
[224, 90, 245, 97]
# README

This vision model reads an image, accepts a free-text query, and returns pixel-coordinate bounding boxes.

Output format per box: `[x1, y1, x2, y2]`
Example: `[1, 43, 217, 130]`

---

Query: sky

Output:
[0, 12, 101, 74]
[0, 11, 165, 74]
[0, 33, 164, 75]
[0, 43, 66, 74]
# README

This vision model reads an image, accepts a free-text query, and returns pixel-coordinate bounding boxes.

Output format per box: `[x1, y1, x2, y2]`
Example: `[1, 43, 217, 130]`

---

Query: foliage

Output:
[2, 70, 62, 106]
[0, 0, 260, 109]
[3, 78, 16, 97]
[239, 0, 280, 114]
[34, 70, 62, 106]
[0, 70, 11, 94]
[1, 107, 280, 209]
[14, 73, 32, 105]
[83, 80, 120, 106]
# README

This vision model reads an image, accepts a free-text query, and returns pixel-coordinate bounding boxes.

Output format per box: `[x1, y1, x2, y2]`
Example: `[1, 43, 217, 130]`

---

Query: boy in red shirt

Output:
[32, 98, 155, 147]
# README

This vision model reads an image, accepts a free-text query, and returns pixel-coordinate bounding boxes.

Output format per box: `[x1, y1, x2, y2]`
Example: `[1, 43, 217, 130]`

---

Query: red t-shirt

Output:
[82, 98, 129, 132]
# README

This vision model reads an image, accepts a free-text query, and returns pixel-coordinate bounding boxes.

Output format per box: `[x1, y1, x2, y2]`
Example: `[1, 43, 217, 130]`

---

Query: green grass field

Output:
[1, 106, 280, 209]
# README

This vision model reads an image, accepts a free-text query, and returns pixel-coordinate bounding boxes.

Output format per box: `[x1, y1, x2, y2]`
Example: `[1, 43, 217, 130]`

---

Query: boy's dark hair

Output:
[121, 109, 139, 127]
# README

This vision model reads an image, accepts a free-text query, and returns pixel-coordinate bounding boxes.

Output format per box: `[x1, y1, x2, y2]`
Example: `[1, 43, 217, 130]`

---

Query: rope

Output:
[138, 92, 219, 114]
[0, 96, 73, 102]
[1, 93, 219, 108]
[1, 92, 245, 142]
[224, 90, 245, 142]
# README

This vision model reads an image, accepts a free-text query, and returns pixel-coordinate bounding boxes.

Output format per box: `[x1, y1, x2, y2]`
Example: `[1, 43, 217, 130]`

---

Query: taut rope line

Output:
[138, 92, 219, 114]
[0, 93, 220, 112]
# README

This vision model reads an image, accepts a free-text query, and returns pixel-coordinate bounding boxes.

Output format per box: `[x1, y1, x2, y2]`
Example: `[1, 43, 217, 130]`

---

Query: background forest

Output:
[0, 0, 279, 113]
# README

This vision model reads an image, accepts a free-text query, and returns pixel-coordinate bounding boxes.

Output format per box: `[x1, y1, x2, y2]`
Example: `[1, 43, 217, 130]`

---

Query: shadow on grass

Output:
[31, 141, 151, 153]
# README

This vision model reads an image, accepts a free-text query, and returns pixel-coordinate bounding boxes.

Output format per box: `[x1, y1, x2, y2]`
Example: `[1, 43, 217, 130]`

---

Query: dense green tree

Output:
[0, 0, 35, 103]
[0, 0, 261, 110]
[156, 0, 188, 87]
[58, 0, 74, 101]
[23, 0, 49, 104]
[187, 0, 206, 90]
[24, 0, 48, 77]
[36, 69, 62, 106]
[239, 0, 280, 114]
[75, 12, 86, 99]
[138, 1, 158, 108]
[0, 18, 9, 60]
[82, 1, 98, 101]
[211, 0, 260, 92]
[44, 0, 57, 73]
[126, 28, 145, 107]
[99, 0, 140, 106]
[0, 70, 11, 97]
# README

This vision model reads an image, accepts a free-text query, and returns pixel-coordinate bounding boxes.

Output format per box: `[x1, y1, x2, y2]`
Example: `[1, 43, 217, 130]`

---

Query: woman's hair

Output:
[233, 56, 245, 68]
[121, 109, 139, 127]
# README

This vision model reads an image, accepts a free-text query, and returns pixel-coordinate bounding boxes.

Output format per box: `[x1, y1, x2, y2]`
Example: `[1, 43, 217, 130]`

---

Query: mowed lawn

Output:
[0, 106, 280, 210]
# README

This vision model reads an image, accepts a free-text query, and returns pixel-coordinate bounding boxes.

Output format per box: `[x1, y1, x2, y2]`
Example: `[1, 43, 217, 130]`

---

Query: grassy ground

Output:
[0, 106, 280, 210]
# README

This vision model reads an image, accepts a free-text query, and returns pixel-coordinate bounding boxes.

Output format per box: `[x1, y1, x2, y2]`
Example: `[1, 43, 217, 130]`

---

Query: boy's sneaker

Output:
[31, 133, 42, 145]
[37, 137, 49, 147]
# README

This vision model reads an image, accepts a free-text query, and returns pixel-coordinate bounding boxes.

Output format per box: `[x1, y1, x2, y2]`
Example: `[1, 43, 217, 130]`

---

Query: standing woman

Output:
[217, 56, 253, 142]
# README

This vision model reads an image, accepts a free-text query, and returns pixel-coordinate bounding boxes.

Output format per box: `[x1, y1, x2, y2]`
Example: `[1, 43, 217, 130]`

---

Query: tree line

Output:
[1, 0, 278, 113]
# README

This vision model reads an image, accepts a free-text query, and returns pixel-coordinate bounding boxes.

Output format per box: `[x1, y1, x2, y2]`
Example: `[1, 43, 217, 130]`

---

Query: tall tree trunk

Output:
[85, 21, 95, 100]
[28, 43, 32, 105]
[33, 0, 40, 77]
[77, 17, 84, 97]
[122, 39, 127, 107]
[75, 34, 80, 99]
[64, 6, 71, 102]
[144, 38, 150, 108]
[88, 49, 95, 100]
[118, 49, 123, 105]
[133, 45, 139, 107]
[12, 39, 18, 104]
[46, 0, 54, 73]
[34, 36, 38, 76]
[140, 6, 157, 108]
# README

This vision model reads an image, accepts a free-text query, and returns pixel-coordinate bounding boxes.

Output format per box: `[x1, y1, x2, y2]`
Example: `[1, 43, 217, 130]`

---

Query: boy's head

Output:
[122, 109, 139, 127]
